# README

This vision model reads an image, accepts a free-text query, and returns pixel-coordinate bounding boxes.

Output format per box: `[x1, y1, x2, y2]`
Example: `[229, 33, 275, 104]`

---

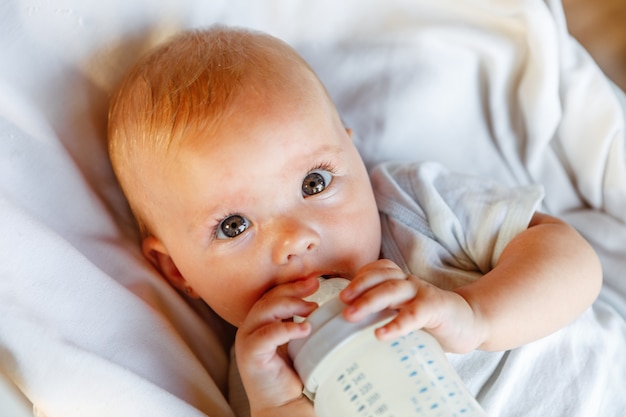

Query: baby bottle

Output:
[288, 278, 488, 417]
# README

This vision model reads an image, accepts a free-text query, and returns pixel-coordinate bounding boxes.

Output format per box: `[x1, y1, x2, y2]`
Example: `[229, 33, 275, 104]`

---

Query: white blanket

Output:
[1, 0, 625, 416]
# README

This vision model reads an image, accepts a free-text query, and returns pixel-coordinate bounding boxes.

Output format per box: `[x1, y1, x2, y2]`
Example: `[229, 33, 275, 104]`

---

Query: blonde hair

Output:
[108, 26, 320, 236]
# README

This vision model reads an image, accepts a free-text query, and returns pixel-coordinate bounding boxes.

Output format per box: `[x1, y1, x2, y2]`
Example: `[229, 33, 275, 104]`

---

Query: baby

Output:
[107, 26, 602, 417]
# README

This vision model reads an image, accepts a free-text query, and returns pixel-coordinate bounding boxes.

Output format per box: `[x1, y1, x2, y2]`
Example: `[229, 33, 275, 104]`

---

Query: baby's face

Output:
[145, 80, 381, 327]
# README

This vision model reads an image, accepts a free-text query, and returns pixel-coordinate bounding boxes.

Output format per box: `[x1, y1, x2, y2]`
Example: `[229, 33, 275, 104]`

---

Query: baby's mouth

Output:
[319, 274, 342, 279]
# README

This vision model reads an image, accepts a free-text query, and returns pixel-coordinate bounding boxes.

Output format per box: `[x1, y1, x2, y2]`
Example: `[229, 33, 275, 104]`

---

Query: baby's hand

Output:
[340, 259, 485, 353]
[235, 277, 318, 414]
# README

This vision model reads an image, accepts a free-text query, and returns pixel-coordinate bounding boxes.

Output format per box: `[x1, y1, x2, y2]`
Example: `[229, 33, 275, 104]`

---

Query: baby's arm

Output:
[235, 278, 318, 417]
[341, 212, 602, 353]
[456, 211, 601, 351]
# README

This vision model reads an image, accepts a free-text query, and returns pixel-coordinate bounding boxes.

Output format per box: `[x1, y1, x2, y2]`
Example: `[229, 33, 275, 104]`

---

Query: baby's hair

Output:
[107, 26, 319, 236]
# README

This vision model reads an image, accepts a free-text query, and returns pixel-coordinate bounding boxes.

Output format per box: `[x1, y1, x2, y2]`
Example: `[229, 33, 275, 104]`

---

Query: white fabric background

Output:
[1, 0, 625, 416]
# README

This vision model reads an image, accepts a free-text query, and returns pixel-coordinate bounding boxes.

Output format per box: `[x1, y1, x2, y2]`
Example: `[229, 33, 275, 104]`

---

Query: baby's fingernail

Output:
[306, 301, 319, 310]
[299, 322, 312, 333]
[375, 326, 393, 340]
[298, 277, 319, 293]
[343, 305, 357, 317]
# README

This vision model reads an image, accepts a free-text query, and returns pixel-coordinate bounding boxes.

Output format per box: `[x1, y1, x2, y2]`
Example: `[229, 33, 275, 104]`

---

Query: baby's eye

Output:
[302, 170, 334, 196]
[216, 214, 249, 239]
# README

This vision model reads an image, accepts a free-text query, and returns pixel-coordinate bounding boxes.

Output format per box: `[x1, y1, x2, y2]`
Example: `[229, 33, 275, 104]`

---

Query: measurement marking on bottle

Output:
[322, 331, 483, 417]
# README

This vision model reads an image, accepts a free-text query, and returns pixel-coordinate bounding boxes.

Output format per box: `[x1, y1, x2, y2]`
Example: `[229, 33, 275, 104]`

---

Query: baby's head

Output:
[109, 27, 306, 235]
[108, 26, 381, 326]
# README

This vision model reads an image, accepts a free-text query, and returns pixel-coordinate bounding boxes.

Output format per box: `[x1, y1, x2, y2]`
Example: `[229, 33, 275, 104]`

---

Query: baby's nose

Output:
[271, 217, 320, 265]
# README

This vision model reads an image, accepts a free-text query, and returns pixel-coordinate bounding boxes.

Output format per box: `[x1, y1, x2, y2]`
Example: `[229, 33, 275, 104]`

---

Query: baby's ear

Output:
[142, 236, 199, 298]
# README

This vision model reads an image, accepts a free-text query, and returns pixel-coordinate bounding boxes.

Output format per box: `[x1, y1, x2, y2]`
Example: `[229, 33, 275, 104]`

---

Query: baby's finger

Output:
[343, 278, 418, 322]
[241, 294, 317, 333]
[341, 259, 407, 302]
[235, 320, 312, 381]
[373, 283, 449, 341]
[264, 276, 319, 300]
[241, 320, 312, 358]
[374, 304, 431, 341]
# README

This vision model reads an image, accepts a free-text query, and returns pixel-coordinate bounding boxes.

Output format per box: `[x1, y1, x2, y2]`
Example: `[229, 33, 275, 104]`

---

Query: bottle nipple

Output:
[294, 277, 349, 323]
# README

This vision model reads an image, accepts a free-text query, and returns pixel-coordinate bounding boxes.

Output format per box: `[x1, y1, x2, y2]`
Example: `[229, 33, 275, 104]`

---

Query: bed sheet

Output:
[1, 0, 625, 416]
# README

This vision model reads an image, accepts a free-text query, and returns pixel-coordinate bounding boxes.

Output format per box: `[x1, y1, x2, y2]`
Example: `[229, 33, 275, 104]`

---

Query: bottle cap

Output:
[288, 296, 395, 393]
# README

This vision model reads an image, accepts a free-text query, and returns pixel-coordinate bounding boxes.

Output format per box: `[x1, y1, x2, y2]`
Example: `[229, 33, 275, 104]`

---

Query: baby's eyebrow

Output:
[307, 144, 343, 160]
